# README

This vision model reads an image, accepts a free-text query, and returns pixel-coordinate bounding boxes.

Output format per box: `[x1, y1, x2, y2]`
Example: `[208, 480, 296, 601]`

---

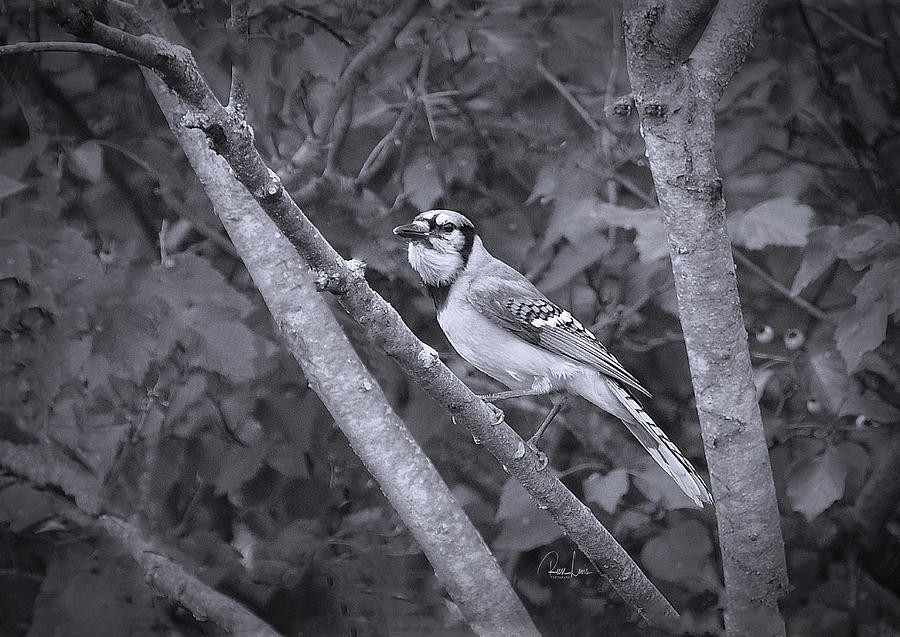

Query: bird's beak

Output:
[392, 220, 430, 240]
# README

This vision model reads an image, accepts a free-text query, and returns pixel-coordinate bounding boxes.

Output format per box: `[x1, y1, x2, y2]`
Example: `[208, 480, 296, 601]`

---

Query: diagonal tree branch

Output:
[732, 248, 832, 324]
[691, 0, 770, 97]
[37, 0, 684, 626]
[138, 41, 540, 636]
[0, 39, 136, 60]
[0, 441, 281, 637]
[644, 0, 717, 56]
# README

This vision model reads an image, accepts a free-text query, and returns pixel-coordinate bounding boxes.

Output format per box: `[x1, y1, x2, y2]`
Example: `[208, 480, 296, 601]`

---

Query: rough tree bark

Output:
[33, 0, 686, 626]
[621, 1, 789, 635]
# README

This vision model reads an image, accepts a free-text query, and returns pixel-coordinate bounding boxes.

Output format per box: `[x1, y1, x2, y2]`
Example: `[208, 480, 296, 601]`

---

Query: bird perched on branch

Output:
[393, 209, 712, 507]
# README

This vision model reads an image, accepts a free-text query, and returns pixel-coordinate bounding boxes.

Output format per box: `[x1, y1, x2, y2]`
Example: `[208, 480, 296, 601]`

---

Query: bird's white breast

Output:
[437, 287, 583, 391]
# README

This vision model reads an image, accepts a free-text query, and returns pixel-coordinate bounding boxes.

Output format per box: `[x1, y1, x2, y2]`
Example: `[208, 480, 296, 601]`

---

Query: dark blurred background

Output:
[1, 1, 898, 635]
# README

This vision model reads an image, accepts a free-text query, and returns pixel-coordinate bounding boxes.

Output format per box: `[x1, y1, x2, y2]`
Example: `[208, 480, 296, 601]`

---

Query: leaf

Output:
[527, 157, 597, 208]
[402, 154, 443, 210]
[127, 254, 266, 380]
[136, 253, 254, 319]
[632, 456, 700, 509]
[593, 203, 668, 262]
[583, 469, 630, 514]
[214, 442, 270, 496]
[493, 477, 564, 552]
[628, 212, 669, 262]
[727, 197, 814, 250]
[0, 173, 28, 200]
[834, 303, 888, 372]
[786, 447, 848, 522]
[716, 117, 767, 175]
[807, 348, 849, 414]
[190, 318, 262, 382]
[719, 59, 780, 111]
[836, 216, 899, 269]
[67, 141, 104, 183]
[0, 483, 58, 532]
[835, 442, 870, 483]
[853, 257, 900, 316]
[0, 241, 32, 283]
[92, 306, 167, 382]
[839, 67, 893, 144]
[640, 520, 717, 591]
[542, 197, 603, 246]
[537, 238, 609, 291]
[753, 367, 777, 402]
[837, 394, 900, 422]
[30, 539, 168, 635]
[791, 226, 841, 294]
[298, 30, 348, 81]
[444, 146, 477, 186]
[474, 19, 538, 70]
[543, 197, 668, 262]
[267, 443, 311, 479]
[165, 373, 208, 425]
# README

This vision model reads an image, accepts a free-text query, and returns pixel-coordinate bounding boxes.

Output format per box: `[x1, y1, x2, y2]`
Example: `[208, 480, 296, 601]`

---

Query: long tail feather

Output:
[605, 379, 713, 507]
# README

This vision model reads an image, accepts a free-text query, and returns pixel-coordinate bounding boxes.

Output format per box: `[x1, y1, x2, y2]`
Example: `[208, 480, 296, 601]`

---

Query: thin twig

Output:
[601, 10, 623, 203]
[603, 11, 621, 112]
[93, 140, 240, 257]
[574, 159, 658, 207]
[732, 247, 832, 323]
[0, 40, 137, 62]
[804, 3, 885, 49]
[447, 76, 531, 191]
[228, 0, 249, 115]
[326, 95, 353, 172]
[312, 0, 422, 140]
[357, 96, 417, 184]
[278, 6, 351, 46]
[536, 60, 601, 132]
[418, 46, 438, 141]
[28, 0, 40, 42]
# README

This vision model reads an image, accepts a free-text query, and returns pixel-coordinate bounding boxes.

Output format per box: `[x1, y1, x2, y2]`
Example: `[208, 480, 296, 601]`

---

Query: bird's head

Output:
[393, 209, 476, 287]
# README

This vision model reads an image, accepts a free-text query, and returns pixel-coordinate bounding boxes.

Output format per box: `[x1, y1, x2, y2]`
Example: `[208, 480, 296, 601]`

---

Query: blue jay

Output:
[394, 209, 712, 507]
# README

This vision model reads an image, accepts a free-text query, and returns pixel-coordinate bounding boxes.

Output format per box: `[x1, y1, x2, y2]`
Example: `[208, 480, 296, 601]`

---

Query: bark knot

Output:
[313, 270, 346, 294]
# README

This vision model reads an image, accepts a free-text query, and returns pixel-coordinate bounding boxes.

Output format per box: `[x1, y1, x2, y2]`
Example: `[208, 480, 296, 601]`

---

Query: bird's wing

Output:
[466, 272, 650, 396]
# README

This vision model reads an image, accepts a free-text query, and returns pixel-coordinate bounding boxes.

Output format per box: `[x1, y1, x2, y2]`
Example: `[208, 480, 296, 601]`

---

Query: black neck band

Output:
[426, 226, 475, 313]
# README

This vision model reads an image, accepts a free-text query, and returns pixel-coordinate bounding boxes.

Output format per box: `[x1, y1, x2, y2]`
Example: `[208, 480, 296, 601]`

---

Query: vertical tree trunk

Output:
[622, 2, 789, 635]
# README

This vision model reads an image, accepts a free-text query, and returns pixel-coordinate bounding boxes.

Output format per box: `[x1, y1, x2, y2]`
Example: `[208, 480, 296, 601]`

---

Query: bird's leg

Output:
[526, 393, 569, 470]
[528, 393, 569, 445]
[478, 388, 548, 402]
[478, 388, 547, 426]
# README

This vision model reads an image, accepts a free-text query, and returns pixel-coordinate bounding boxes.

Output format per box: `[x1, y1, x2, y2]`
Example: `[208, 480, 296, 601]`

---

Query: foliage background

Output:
[1, 0, 899, 635]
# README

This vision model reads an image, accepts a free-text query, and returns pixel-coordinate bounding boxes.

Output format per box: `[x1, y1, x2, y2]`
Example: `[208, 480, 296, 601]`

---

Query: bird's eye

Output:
[441, 222, 455, 232]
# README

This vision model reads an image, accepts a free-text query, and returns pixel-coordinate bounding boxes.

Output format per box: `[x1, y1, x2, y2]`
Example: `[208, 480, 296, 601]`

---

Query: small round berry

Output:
[754, 324, 775, 344]
[806, 398, 823, 414]
[783, 328, 806, 350]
